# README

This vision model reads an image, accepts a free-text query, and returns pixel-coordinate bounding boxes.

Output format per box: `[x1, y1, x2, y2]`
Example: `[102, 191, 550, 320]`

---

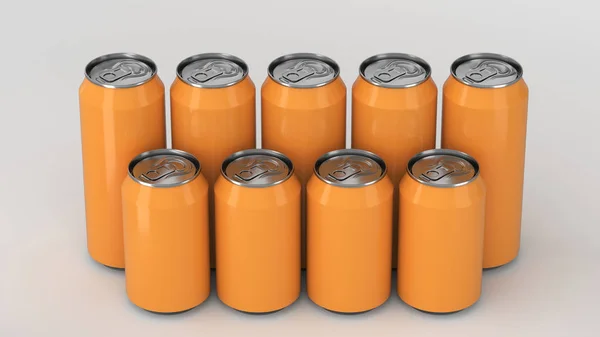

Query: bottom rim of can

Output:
[406, 149, 480, 188]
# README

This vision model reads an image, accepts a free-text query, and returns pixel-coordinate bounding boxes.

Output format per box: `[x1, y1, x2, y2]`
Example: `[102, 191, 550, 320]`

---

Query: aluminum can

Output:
[79, 53, 166, 268]
[398, 149, 486, 313]
[121, 149, 210, 313]
[171, 53, 256, 268]
[215, 149, 301, 313]
[442, 53, 528, 268]
[262, 53, 346, 268]
[352, 53, 437, 268]
[307, 149, 393, 313]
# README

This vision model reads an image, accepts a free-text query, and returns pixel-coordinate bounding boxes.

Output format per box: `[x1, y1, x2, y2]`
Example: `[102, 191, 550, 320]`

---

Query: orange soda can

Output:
[398, 149, 486, 313]
[442, 53, 528, 268]
[215, 149, 301, 313]
[352, 53, 437, 268]
[262, 53, 346, 268]
[307, 149, 393, 313]
[79, 53, 166, 268]
[171, 53, 256, 268]
[121, 149, 210, 313]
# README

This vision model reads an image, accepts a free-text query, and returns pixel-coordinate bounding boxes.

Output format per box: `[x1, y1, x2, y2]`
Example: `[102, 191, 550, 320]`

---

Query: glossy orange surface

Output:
[442, 76, 528, 268]
[121, 173, 210, 313]
[79, 77, 166, 268]
[398, 174, 486, 313]
[171, 76, 256, 268]
[214, 174, 301, 313]
[262, 77, 346, 268]
[306, 174, 393, 313]
[352, 76, 437, 268]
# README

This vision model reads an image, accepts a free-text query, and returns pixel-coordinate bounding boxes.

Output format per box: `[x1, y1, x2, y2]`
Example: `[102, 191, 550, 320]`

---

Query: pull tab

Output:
[140, 159, 188, 182]
[189, 68, 224, 83]
[328, 164, 362, 181]
[234, 164, 270, 181]
[281, 67, 315, 83]
[98, 67, 133, 83]
[419, 162, 454, 182]
[373, 66, 407, 83]
[464, 65, 498, 83]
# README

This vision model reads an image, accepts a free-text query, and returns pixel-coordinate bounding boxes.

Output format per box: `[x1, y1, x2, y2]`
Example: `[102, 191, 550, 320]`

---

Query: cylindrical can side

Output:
[441, 75, 528, 268]
[306, 174, 393, 313]
[170, 76, 256, 269]
[351, 75, 437, 269]
[79, 75, 166, 268]
[261, 76, 347, 269]
[214, 173, 301, 313]
[121, 171, 210, 313]
[397, 173, 486, 313]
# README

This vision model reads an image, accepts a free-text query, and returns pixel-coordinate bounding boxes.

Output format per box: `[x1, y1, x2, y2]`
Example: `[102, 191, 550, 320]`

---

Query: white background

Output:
[1, 0, 598, 336]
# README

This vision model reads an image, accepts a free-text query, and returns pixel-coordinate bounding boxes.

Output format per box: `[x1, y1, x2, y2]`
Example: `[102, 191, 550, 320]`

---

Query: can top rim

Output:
[128, 149, 201, 188]
[267, 53, 340, 88]
[359, 53, 432, 88]
[406, 149, 480, 188]
[450, 52, 523, 89]
[314, 149, 387, 188]
[176, 53, 249, 89]
[84, 52, 157, 89]
[221, 149, 295, 188]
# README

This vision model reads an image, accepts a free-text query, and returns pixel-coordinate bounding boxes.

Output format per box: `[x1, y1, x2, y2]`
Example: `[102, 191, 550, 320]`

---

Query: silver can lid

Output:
[360, 53, 431, 88]
[85, 53, 157, 88]
[221, 149, 294, 188]
[177, 53, 248, 88]
[128, 149, 201, 188]
[268, 53, 340, 88]
[451, 53, 523, 88]
[407, 149, 479, 188]
[315, 149, 386, 187]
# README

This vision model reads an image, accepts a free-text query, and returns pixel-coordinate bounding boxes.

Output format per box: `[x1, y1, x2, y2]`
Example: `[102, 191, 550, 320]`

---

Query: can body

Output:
[262, 54, 346, 268]
[79, 53, 166, 268]
[398, 149, 486, 313]
[352, 53, 437, 268]
[171, 53, 256, 268]
[442, 53, 528, 268]
[307, 150, 393, 313]
[215, 149, 301, 313]
[122, 150, 210, 313]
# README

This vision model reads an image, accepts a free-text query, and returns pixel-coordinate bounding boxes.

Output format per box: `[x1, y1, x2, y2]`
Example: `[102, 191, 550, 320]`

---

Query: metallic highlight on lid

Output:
[451, 53, 523, 88]
[359, 53, 431, 88]
[268, 53, 340, 88]
[128, 149, 201, 188]
[407, 149, 480, 188]
[314, 149, 387, 187]
[221, 149, 294, 188]
[176, 53, 249, 88]
[85, 53, 157, 89]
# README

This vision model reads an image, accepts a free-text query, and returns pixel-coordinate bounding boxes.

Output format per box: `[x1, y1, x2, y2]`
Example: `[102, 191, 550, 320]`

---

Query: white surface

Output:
[1, 0, 599, 336]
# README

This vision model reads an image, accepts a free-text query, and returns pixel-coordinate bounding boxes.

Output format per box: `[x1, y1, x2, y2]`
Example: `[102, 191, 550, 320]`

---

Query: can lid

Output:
[128, 149, 201, 188]
[314, 149, 386, 187]
[360, 53, 431, 88]
[407, 149, 479, 188]
[451, 53, 523, 88]
[268, 53, 340, 88]
[221, 149, 294, 188]
[177, 53, 248, 88]
[85, 53, 157, 88]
